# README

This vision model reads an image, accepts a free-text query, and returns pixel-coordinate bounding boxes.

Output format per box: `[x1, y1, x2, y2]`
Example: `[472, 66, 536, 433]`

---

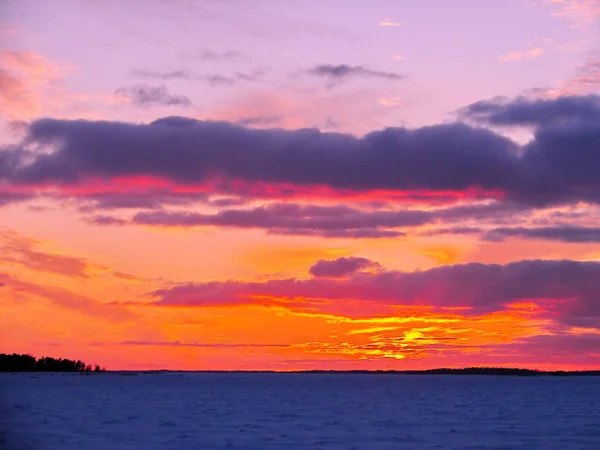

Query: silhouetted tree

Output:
[0, 353, 106, 372]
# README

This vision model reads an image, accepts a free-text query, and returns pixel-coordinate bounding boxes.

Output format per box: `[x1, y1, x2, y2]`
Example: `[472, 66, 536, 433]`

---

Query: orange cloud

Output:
[0, 228, 142, 282]
[0, 273, 136, 321]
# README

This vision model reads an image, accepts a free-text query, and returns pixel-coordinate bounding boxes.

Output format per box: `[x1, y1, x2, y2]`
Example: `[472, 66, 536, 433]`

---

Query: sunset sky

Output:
[1, 0, 599, 370]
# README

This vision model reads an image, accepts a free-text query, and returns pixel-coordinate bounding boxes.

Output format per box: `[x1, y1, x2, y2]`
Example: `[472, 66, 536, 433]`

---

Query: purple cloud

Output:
[309, 257, 381, 278]
[461, 95, 600, 127]
[483, 226, 600, 243]
[132, 204, 432, 234]
[97, 201, 525, 238]
[2, 95, 600, 207]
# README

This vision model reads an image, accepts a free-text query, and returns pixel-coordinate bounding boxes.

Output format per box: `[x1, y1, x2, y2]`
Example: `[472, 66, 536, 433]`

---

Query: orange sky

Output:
[1, 210, 599, 370]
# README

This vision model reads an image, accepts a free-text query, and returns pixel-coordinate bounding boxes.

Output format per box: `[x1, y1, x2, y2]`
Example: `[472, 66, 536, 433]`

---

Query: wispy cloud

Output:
[115, 84, 192, 107]
[131, 69, 190, 80]
[132, 68, 264, 86]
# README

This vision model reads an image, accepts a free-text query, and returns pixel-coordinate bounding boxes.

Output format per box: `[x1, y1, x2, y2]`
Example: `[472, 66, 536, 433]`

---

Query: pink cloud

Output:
[548, 0, 600, 26]
[0, 51, 74, 119]
[498, 47, 545, 62]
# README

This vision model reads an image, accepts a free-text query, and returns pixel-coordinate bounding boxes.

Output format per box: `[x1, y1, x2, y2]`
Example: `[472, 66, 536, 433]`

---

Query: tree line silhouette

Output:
[0, 353, 106, 372]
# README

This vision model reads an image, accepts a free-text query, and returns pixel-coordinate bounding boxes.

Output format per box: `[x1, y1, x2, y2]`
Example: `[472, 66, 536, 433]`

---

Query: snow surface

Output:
[1, 372, 599, 449]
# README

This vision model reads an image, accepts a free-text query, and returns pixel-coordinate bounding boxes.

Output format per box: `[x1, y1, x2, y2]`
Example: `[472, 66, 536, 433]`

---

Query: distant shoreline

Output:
[89, 368, 600, 376]
[2, 354, 599, 376]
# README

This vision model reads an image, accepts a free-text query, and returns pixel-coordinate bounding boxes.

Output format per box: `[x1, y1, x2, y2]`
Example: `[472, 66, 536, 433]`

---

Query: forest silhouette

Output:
[0, 353, 105, 372]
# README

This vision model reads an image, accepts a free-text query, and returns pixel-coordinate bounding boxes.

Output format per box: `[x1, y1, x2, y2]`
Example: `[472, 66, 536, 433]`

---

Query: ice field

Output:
[1, 372, 599, 449]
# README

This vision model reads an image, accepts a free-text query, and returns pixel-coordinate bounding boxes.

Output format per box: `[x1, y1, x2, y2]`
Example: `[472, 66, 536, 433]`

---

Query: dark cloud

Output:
[0, 191, 36, 206]
[149, 259, 600, 328]
[130, 69, 190, 80]
[1, 94, 600, 207]
[309, 257, 380, 278]
[483, 225, 600, 243]
[308, 64, 405, 87]
[115, 84, 192, 107]
[86, 215, 128, 226]
[1, 118, 521, 197]
[423, 224, 600, 243]
[461, 95, 600, 127]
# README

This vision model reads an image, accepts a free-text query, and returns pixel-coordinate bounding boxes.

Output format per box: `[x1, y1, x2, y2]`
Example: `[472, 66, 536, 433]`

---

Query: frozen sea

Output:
[1, 373, 599, 450]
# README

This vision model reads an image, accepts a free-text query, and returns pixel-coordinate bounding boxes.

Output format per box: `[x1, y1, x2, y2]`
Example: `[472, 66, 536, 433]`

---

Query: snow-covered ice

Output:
[1, 372, 599, 449]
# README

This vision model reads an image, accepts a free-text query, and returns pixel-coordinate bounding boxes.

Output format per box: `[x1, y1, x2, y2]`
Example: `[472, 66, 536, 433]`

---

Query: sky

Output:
[1, 0, 600, 371]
